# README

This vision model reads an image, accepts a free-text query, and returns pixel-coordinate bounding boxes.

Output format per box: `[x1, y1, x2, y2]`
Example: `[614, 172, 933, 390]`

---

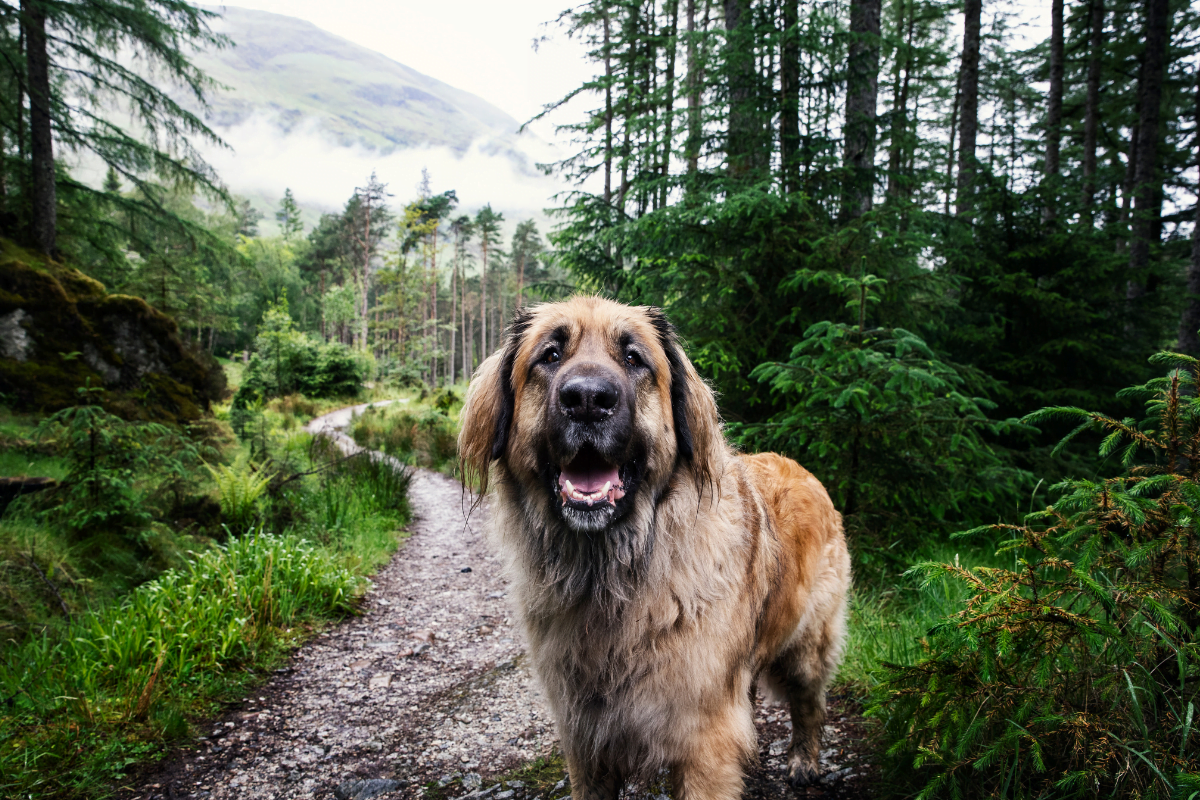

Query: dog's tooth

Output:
[602, 481, 611, 495]
[565, 479, 576, 496]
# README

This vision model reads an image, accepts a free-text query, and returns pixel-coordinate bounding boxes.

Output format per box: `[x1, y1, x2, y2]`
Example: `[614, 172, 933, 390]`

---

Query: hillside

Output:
[193, 6, 521, 154]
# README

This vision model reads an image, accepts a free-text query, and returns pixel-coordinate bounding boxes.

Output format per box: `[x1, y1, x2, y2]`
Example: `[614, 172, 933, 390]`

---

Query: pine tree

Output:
[275, 188, 303, 242]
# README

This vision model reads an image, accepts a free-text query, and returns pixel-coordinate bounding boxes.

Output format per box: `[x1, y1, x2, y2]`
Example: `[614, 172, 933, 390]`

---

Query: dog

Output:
[458, 297, 850, 800]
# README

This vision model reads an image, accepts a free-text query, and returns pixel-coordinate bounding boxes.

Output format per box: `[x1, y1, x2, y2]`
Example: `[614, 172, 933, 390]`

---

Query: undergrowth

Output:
[350, 388, 462, 474]
[869, 351, 1200, 798]
[0, 393, 413, 799]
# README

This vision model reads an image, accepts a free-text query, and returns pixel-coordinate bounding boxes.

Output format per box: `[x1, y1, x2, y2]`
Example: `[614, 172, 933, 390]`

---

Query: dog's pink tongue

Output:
[558, 463, 620, 494]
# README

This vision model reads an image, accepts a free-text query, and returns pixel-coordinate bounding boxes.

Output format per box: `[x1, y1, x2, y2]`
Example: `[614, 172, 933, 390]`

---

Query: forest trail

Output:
[123, 405, 871, 800]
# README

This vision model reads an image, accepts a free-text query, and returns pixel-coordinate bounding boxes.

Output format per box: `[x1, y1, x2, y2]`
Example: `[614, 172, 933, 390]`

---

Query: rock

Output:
[460, 567, 472, 573]
[333, 777, 403, 800]
[462, 773, 483, 790]
[494, 791, 515, 800]
[410, 630, 436, 643]
[0, 245, 225, 421]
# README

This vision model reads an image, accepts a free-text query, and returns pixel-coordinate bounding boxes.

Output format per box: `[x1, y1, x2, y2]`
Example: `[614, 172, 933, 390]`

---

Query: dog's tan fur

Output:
[459, 297, 850, 800]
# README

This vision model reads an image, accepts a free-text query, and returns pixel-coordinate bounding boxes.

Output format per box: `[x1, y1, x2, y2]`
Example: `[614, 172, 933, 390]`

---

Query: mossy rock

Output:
[0, 241, 226, 423]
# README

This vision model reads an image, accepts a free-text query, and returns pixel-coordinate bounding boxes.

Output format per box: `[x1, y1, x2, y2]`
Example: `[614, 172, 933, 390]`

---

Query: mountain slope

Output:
[194, 6, 521, 153]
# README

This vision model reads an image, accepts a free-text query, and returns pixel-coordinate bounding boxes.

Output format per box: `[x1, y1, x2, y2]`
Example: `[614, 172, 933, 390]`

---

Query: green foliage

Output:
[736, 268, 1030, 546]
[350, 404, 459, 474]
[870, 351, 1200, 799]
[204, 456, 273, 532]
[34, 404, 209, 538]
[232, 297, 369, 407]
[0, 531, 361, 799]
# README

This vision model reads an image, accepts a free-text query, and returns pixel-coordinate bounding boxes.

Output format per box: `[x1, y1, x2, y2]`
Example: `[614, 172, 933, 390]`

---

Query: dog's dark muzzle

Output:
[550, 364, 634, 462]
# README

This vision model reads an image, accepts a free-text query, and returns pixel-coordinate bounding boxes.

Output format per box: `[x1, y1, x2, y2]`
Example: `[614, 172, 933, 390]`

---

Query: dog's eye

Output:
[624, 351, 642, 368]
[542, 348, 561, 364]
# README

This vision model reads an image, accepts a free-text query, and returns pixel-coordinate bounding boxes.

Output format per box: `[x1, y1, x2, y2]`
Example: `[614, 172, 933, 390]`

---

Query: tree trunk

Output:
[886, 0, 915, 199]
[1082, 0, 1104, 212]
[603, 4, 614, 205]
[23, 0, 54, 254]
[780, 0, 800, 194]
[1042, 0, 1063, 221]
[685, 0, 706, 182]
[660, 0, 680, 209]
[479, 238, 488, 357]
[1127, 0, 1171, 299]
[842, 0, 882, 219]
[955, 0, 981, 217]
[724, 0, 759, 182]
[450, 255, 457, 385]
[516, 250, 525, 309]
[1176, 72, 1200, 354]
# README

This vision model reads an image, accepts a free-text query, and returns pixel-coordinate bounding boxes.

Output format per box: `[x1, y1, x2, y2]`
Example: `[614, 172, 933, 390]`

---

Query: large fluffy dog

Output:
[459, 297, 850, 800]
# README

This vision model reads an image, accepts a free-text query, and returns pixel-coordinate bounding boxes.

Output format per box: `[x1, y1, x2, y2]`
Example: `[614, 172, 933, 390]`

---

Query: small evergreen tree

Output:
[275, 188, 304, 241]
[871, 351, 1200, 798]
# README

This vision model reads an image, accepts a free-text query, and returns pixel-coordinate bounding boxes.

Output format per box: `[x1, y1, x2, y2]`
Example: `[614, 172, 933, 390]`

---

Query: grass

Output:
[0, 449, 67, 480]
[349, 386, 464, 474]
[0, 391, 414, 799]
[838, 540, 1008, 693]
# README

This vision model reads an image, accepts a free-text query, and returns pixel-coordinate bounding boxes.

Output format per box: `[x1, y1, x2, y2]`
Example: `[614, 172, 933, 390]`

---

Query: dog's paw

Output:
[786, 760, 820, 789]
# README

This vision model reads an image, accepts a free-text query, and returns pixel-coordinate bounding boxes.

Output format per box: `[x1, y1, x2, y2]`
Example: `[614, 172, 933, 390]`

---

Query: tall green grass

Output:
[351, 401, 459, 474]
[0, 532, 360, 798]
[0, 409, 414, 798]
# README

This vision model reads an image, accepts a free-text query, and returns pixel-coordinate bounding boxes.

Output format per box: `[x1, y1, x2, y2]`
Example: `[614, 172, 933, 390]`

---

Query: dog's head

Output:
[459, 297, 719, 533]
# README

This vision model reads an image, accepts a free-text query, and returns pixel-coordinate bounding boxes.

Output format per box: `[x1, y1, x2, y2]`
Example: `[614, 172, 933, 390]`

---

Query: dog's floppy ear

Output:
[458, 308, 534, 493]
[647, 308, 721, 487]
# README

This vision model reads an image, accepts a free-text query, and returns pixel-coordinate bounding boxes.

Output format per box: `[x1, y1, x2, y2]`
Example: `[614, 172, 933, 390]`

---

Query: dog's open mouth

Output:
[556, 445, 627, 510]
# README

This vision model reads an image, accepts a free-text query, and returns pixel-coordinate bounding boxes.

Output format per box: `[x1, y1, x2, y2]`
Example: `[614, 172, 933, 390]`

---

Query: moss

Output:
[0, 239, 226, 423]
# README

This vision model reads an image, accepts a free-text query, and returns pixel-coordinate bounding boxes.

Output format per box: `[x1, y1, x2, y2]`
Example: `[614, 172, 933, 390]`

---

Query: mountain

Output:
[194, 6, 521, 154]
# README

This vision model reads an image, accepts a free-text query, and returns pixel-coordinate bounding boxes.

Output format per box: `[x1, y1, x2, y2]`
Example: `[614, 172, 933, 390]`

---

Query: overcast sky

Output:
[217, 0, 594, 140]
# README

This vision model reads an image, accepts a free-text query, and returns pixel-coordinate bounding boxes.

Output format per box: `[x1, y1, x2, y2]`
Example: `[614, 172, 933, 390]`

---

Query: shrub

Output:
[204, 456, 274, 532]
[870, 351, 1200, 799]
[33, 404, 209, 538]
[735, 269, 1031, 549]
[350, 406, 458, 472]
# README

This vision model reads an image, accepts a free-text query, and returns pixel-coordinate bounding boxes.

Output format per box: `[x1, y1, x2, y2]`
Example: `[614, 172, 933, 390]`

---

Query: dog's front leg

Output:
[668, 703, 755, 800]
[565, 752, 622, 800]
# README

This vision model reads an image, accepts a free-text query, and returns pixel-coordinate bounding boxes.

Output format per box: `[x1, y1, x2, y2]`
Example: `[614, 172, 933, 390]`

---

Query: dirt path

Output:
[124, 404, 872, 800]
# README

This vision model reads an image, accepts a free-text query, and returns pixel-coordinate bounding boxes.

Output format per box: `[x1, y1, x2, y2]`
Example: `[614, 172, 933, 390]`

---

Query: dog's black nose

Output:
[559, 375, 619, 423]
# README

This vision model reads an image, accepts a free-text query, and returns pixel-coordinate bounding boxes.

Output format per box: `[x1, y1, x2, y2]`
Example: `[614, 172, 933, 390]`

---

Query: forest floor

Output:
[121, 404, 874, 800]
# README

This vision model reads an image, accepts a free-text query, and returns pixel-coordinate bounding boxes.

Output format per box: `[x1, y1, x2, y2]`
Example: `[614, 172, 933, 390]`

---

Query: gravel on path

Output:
[122, 404, 873, 800]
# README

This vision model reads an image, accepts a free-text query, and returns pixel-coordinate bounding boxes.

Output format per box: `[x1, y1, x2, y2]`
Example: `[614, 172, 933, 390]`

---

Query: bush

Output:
[33, 404, 210, 538]
[735, 269, 1031, 550]
[350, 406, 458, 473]
[232, 296, 369, 408]
[869, 351, 1200, 799]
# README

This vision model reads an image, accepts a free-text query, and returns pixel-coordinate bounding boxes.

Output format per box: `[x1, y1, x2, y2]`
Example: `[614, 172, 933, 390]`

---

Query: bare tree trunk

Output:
[23, 0, 54, 254]
[1042, 0, 1064, 222]
[1176, 72, 1200, 354]
[842, 0, 882, 219]
[603, 4, 614, 205]
[685, 0, 706, 182]
[479, 238, 488, 357]
[1127, 0, 1171, 299]
[1082, 0, 1104, 212]
[724, 0, 758, 182]
[955, 0, 981, 217]
[780, 0, 800, 194]
[659, 0, 679, 208]
[516, 250, 525, 309]
[450, 254, 457, 385]
[886, 0, 914, 199]
[945, 73, 960, 217]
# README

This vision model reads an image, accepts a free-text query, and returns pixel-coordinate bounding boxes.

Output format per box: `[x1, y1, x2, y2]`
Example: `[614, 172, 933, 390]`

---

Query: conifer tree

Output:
[275, 188, 303, 242]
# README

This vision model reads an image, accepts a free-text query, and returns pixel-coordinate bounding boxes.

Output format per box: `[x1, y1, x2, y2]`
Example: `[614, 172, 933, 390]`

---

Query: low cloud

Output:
[201, 113, 577, 226]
